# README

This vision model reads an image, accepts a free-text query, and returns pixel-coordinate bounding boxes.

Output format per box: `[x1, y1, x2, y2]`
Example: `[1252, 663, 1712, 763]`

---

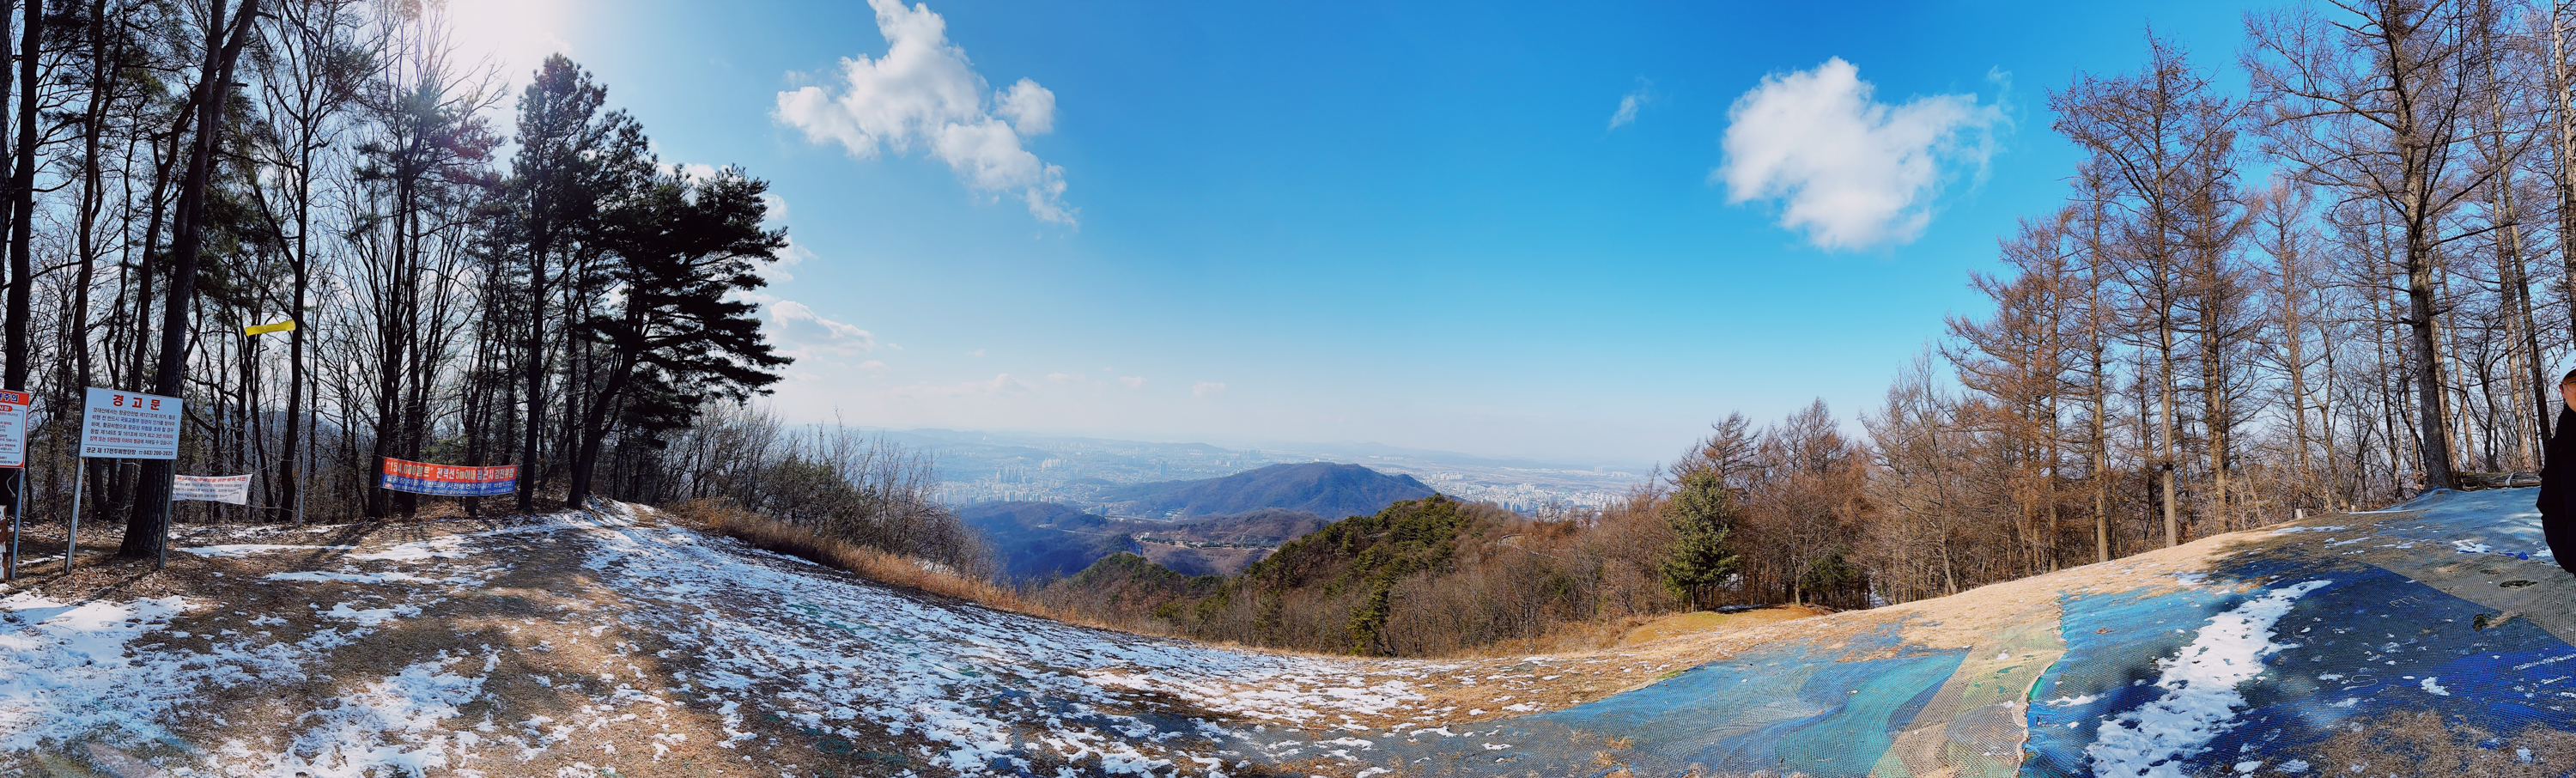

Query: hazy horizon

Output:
[431, 0, 2265, 465]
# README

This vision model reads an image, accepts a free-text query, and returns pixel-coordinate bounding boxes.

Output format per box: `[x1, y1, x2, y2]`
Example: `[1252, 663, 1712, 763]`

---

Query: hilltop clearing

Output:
[8, 488, 2576, 776]
[0, 502, 1751, 777]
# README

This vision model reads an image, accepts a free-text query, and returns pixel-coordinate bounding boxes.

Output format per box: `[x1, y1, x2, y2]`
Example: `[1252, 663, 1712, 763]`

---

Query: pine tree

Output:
[562, 167, 789, 507]
[1659, 471, 1740, 611]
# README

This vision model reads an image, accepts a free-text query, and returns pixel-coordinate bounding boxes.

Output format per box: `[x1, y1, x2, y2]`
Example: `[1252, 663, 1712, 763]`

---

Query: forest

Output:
[1619, 0, 2576, 611]
[1617, 0, 2576, 612]
[0, 0, 813, 563]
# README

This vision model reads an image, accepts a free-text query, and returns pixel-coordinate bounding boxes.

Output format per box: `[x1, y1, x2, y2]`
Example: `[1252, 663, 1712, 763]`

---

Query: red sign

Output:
[380, 458, 518, 497]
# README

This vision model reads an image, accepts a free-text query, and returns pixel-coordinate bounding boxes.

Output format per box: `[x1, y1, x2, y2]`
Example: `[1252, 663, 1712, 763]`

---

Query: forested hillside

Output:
[1090, 462, 1433, 519]
[1042, 494, 1686, 656]
[963, 501, 1331, 580]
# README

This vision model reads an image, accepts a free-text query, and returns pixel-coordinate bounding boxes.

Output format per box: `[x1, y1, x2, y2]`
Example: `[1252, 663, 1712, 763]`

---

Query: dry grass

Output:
[2295, 711, 2576, 777]
[673, 499, 1034, 609]
[1614, 605, 1835, 647]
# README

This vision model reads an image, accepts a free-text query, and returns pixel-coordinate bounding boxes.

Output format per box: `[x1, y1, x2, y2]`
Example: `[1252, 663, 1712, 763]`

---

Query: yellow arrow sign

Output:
[243, 320, 297, 337]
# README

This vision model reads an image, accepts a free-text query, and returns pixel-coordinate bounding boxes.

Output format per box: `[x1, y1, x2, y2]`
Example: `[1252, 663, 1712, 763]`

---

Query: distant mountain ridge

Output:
[960, 463, 1436, 581]
[961, 502, 1333, 580]
[1090, 463, 1435, 520]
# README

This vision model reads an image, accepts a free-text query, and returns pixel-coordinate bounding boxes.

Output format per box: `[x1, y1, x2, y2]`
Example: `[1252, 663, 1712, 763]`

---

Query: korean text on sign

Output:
[379, 458, 517, 497]
[0, 389, 33, 468]
[79, 387, 181, 459]
[172, 474, 252, 505]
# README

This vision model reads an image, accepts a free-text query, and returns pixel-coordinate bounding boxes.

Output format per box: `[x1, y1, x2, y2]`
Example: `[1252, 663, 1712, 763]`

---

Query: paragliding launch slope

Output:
[1424, 486, 2576, 777]
[9, 490, 2575, 777]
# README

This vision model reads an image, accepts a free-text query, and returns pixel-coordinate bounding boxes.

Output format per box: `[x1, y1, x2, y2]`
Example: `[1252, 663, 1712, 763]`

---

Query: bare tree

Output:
[2054, 34, 2240, 545]
[2247, 0, 2500, 491]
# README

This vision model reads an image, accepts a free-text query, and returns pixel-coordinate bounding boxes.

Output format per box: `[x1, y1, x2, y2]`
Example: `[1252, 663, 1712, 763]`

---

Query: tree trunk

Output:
[120, 0, 259, 561]
[2407, 234, 2458, 491]
[7, 0, 40, 392]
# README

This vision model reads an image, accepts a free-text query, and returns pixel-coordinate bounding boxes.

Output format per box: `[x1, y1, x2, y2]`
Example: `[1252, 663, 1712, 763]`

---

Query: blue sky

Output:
[444, 0, 2270, 467]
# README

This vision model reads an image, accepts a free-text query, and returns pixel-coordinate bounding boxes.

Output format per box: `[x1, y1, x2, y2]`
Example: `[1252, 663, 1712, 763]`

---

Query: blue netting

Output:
[1371, 487, 2576, 777]
[1373, 623, 1965, 777]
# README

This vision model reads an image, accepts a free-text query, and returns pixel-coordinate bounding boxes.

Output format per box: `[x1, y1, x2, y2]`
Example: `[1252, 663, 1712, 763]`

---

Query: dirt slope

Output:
[16, 490, 2536, 778]
[0, 503, 1762, 777]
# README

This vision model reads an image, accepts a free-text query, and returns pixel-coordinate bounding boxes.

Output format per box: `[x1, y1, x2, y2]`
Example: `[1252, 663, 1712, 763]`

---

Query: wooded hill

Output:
[960, 501, 1338, 580]
[1040, 494, 1684, 656]
[962, 463, 1434, 581]
[1088, 462, 1434, 520]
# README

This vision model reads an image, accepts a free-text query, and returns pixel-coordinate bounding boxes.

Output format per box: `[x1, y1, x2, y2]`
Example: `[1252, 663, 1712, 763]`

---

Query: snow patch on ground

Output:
[264, 571, 434, 584]
[0, 593, 194, 750]
[2086, 580, 2331, 778]
[318, 602, 423, 627]
[178, 544, 355, 557]
[347, 537, 471, 562]
[260, 654, 489, 778]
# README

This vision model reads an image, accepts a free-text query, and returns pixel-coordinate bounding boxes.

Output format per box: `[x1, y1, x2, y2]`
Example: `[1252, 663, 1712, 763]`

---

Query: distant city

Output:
[869, 429, 1652, 516]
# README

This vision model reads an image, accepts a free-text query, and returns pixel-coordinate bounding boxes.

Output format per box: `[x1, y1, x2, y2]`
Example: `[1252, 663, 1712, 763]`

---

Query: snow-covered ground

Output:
[569, 503, 1461, 775]
[0, 503, 1594, 777]
[13, 493, 2560, 777]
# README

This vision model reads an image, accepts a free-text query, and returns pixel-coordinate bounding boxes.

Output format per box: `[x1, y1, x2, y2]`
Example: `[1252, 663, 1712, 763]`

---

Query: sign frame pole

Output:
[64, 458, 82, 574]
[4, 467, 18, 580]
[157, 472, 172, 570]
[12, 467, 23, 580]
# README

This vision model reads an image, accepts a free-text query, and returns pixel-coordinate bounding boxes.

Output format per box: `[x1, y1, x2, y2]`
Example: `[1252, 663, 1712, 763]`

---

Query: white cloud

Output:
[767, 301, 877, 356]
[1118, 376, 1147, 389]
[860, 360, 887, 370]
[775, 0, 1073, 224]
[1192, 381, 1226, 398]
[1607, 81, 1652, 131]
[996, 78, 1055, 135]
[1716, 58, 2003, 250]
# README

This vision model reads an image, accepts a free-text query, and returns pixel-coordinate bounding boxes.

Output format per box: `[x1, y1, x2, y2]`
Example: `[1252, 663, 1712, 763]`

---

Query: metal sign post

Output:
[74, 387, 183, 572]
[63, 459, 80, 574]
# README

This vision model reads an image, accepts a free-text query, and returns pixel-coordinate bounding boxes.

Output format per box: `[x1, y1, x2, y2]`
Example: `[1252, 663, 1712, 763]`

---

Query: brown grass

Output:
[660, 500, 1387, 661]
[671, 499, 1036, 608]
[2296, 711, 2576, 777]
[1614, 605, 1835, 647]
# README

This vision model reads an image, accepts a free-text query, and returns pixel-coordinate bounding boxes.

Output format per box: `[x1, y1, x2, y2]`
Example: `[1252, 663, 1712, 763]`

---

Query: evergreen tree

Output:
[562, 167, 788, 506]
[505, 54, 647, 512]
[1660, 471, 1740, 611]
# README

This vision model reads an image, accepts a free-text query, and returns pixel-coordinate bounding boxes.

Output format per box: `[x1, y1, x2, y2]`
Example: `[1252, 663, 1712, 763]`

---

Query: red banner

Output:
[380, 458, 517, 497]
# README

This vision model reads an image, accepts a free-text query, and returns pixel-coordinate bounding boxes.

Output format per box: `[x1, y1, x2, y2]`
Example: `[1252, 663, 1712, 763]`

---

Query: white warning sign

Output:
[80, 387, 181, 459]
